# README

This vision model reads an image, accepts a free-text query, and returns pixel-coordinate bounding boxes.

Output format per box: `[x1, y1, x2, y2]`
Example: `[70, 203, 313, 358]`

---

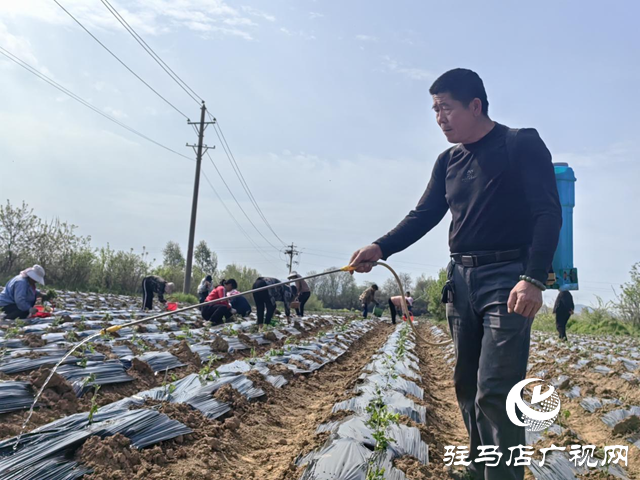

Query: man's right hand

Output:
[349, 244, 383, 273]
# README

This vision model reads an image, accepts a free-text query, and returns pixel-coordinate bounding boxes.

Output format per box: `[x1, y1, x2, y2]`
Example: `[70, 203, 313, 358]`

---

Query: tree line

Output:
[2, 200, 639, 326]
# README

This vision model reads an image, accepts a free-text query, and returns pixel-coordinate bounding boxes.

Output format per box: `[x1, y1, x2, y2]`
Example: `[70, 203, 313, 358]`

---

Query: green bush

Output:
[426, 268, 447, 322]
[167, 293, 199, 305]
[533, 299, 640, 337]
[303, 293, 323, 312]
[531, 312, 557, 333]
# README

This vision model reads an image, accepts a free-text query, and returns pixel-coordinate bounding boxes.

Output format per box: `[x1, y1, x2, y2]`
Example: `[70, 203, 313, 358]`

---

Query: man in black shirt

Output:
[553, 290, 575, 340]
[349, 69, 562, 480]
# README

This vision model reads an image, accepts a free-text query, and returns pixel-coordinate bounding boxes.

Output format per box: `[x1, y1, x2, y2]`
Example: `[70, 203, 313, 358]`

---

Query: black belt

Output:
[451, 248, 525, 268]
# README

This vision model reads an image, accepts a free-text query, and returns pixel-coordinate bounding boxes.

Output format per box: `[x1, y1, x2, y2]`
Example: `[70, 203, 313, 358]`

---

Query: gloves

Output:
[231, 308, 237, 314]
[28, 307, 38, 316]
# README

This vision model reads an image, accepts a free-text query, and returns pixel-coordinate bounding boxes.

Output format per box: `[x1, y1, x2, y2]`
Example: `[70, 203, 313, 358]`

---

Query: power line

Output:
[209, 113, 287, 246]
[52, 0, 190, 120]
[0, 46, 193, 162]
[201, 170, 282, 272]
[98, 0, 203, 106]
[205, 150, 283, 252]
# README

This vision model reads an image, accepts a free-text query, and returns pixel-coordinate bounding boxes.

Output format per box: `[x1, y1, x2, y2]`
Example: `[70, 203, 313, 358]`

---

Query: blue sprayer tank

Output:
[548, 162, 578, 290]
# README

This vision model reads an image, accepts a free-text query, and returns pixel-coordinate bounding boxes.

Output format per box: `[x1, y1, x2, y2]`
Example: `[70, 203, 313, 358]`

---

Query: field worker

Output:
[387, 295, 406, 325]
[288, 271, 311, 317]
[201, 279, 234, 325]
[359, 284, 379, 319]
[349, 68, 562, 480]
[553, 289, 575, 341]
[405, 291, 414, 316]
[0, 265, 46, 320]
[252, 277, 291, 328]
[141, 275, 174, 311]
[224, 279, 252, 317]
[197, 274, 213, 303]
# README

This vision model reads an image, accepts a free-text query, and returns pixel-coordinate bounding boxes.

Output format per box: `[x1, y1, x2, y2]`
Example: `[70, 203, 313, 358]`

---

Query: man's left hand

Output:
[508, 280, 543, 318]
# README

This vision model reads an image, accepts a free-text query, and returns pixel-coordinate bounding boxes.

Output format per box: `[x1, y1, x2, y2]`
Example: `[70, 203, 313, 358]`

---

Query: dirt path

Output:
[388, 321, 469, 479]
[400, 323, 640, 480]
[79, 321, 395, 480]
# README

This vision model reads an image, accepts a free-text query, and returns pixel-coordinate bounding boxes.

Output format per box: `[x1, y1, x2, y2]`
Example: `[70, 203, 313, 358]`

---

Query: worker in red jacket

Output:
[201, 279, 234, 325]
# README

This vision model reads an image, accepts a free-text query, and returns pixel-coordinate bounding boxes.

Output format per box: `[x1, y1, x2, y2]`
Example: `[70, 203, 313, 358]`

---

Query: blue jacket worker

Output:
[0, 265, 47, 320]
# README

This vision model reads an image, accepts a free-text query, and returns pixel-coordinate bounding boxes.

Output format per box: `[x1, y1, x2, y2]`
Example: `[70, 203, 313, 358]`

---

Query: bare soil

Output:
[75, 321, 393, 479]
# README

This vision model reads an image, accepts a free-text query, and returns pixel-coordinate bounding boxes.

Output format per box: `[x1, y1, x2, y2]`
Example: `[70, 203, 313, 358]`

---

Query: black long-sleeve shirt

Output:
[374, 123, 562, 283]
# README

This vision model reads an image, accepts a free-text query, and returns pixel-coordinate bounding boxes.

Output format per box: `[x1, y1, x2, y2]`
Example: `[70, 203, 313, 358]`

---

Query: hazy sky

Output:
[1, 0, 639, 307]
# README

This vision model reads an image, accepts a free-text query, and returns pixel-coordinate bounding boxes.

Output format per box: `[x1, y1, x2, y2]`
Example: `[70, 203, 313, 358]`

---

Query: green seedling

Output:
[100, 331, 114, 342]
[66, 331, 78, 342]
[198, 356, 221, 385]
[365, 387, 400, 452]
[5, 327, 20, 339]
[161, 368, 177, 399]
[365, 465, 385, 480]
[15, 319, 26, 328]
[87, 383, 101, 424]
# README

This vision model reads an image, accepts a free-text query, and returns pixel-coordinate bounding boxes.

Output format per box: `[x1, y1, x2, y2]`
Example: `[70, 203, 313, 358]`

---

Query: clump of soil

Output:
[170, 340, 201, 368]
[613, 415, 640, 436]
[29, 368, 79, 414]
[93, 343, 118, 360]
[77, 434, 142, 479]
[211, 335, 229, 353]
[23, 333, 45, 348]
[268, 363, 295, 381]
[127, 358, 157, 389]
[394, 455, 432, 479]
[237, 333, 258, 347]
[213, 384, 249, 411]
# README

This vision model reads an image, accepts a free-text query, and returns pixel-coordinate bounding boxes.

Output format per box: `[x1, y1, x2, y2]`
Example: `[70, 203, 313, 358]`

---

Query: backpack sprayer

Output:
[547, 162, 579, 291]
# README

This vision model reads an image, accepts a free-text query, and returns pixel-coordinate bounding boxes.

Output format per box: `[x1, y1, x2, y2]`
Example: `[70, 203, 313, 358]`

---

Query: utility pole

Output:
[184, 101, 215, 294]
[284, 243, 300, 274]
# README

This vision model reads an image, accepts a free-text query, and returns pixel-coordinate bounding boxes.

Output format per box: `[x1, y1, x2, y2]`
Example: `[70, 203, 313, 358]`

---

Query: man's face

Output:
[432, 92, 478, 144]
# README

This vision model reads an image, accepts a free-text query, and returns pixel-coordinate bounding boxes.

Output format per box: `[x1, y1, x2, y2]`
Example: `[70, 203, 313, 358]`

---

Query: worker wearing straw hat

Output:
[0, 265, 46, 320]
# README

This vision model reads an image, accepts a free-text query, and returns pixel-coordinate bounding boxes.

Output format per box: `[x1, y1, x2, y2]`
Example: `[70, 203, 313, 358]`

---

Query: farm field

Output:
[1, 290, 639, 479]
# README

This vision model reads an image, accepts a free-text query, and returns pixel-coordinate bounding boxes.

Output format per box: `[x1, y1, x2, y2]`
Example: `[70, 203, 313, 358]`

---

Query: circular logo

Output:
[506, 378, 561, 432]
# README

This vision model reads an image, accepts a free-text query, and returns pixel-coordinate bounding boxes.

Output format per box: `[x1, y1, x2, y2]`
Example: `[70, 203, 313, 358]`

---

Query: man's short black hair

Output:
[429, 68, 489, 116]
[225, 279, 238, 289]
[372, 284, 378, 290]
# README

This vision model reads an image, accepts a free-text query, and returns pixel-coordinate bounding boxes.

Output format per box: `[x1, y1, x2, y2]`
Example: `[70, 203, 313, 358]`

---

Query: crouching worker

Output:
[0, 265, 46, 320]
[141, 275, 174, 311]
[197, 274, 213, 303]
[252, 277, 291, 328]
[225, 279, 252, 317]
[201, 280, 234, 325]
